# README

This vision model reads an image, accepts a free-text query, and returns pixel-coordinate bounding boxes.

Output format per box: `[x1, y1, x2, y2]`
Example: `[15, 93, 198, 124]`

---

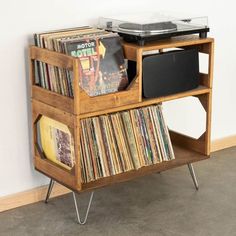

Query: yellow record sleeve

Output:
[39, 116, 75, 170]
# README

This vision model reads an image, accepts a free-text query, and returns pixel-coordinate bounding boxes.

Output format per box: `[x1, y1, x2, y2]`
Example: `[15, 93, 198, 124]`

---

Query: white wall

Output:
[0, 0, 235, 197]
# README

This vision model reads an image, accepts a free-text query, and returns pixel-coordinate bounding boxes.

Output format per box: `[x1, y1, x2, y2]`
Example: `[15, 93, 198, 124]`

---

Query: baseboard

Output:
[1, 136, 236, 213]
[211, 135, 236, 152]
[0, 182, 71, 213]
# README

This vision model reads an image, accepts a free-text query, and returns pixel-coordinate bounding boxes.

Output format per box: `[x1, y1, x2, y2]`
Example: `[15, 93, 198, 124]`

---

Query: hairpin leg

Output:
[72, 191, 94, 225]
[45, 179, 55, 203]
[187, 163, 199, 190]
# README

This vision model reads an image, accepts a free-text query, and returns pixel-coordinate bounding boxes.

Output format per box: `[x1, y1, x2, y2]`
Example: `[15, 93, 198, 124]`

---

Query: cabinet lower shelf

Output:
[82, 144, 209, 191]
[35, 144, 209, 193]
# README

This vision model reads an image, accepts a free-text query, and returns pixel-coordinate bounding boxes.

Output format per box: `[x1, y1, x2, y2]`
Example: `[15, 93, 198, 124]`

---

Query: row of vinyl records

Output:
[38, 104, 175, 183]
[34, 26, 129, 97]
[80, 104, 175, 183]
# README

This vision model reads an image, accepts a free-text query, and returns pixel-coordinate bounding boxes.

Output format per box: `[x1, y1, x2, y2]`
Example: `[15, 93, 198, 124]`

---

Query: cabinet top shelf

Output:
[123, 35, 214, 51]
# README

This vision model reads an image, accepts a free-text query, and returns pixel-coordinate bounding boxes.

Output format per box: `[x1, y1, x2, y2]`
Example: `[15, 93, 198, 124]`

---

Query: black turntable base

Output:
[117, 22, 209, 45]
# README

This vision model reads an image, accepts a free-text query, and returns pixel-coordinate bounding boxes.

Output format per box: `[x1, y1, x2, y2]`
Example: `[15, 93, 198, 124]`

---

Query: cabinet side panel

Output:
[208, 42, 214, 88]
[205, 92, 212, 155]
[32, 86, 74, 114]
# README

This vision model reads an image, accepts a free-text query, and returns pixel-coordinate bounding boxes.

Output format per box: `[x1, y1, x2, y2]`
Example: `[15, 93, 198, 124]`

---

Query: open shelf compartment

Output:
[32, 93, 211, 193]
[30, 46, 141, 115]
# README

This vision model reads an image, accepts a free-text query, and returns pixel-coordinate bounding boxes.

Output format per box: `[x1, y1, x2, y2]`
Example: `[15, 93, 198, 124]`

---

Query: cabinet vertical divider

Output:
[136, 48, 143, 102]
[73, 58, 82, 190]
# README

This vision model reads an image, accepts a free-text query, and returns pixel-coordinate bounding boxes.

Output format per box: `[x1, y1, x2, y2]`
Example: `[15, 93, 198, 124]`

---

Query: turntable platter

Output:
[118, 21, 177, 34]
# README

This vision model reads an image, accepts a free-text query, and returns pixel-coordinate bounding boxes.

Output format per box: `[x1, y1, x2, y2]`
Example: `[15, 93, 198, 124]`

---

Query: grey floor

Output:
[1, 147, 236, 236]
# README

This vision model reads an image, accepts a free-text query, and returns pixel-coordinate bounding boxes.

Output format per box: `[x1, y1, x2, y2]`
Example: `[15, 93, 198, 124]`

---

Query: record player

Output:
[98, 13, 209, 45]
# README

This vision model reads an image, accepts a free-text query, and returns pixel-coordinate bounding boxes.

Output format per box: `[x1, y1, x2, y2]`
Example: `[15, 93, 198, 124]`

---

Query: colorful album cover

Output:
[63, 34, 129, 96]
[38, 116, 75, 170]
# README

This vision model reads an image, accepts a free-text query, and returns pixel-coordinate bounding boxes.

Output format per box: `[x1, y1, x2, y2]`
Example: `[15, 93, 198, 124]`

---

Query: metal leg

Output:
[187, 163, 199, 190]
[45, 179, 55, 203]
[72, 191, 94, 225]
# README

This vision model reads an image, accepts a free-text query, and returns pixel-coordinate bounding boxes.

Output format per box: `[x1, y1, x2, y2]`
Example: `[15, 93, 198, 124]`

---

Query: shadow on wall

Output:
[25, 35, 48, 182]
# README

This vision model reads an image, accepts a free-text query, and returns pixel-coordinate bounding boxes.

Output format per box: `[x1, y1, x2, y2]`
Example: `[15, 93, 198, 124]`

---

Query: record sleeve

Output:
[63, 33, 129, 96]
[38, 116, 75, 170]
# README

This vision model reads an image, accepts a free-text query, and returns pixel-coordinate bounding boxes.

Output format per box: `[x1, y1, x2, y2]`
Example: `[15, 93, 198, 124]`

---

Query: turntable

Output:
[98, 13, 209, 45]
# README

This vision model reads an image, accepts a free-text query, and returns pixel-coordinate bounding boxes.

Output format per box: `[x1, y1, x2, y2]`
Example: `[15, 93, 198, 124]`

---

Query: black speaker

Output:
[127, 48, 199, 98]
